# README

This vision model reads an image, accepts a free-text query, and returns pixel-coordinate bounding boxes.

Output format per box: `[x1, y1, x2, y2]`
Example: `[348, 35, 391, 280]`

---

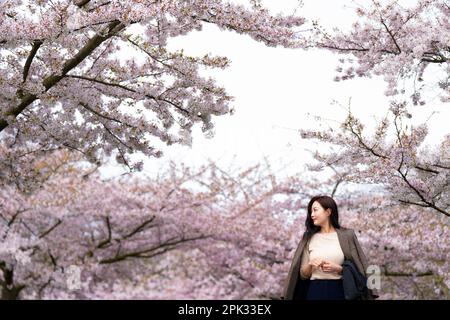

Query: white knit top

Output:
[300, 231, 345, 280]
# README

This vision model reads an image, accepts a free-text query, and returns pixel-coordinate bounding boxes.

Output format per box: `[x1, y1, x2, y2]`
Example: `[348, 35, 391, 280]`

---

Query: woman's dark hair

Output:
[303, 195, 340, 241]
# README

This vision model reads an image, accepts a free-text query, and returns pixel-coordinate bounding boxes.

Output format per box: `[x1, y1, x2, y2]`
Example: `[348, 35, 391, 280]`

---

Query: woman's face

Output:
[311, 201, 331, 227]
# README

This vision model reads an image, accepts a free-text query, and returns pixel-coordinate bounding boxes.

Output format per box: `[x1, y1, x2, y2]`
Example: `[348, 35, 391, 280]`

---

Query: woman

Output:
[282, 195, 378, 300]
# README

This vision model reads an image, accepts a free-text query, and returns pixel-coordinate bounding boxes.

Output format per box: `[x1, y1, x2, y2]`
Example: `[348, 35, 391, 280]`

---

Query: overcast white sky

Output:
[99, 0, 449, 181]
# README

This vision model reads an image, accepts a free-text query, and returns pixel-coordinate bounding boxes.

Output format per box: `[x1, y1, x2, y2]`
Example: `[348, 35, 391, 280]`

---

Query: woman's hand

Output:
[321, 261, 343, 274]
[308, 258, 324, 269]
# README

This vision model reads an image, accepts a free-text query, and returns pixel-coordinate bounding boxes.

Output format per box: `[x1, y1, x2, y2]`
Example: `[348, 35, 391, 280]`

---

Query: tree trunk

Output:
[1, 285, 24, 300]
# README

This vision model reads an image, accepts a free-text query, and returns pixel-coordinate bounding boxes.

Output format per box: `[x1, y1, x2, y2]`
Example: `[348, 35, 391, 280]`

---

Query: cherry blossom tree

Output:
[0, 0, 306, 175]
[1, 148, 448, 299]
[0, 0, 299, 299]
[300, 0, 449, 217]
[0, 148, 308, 299]
[338, 191, 449, 299]
[310, 0, 449, 105]
[299, 99, 449, 217]
[1, 0, 448, 301]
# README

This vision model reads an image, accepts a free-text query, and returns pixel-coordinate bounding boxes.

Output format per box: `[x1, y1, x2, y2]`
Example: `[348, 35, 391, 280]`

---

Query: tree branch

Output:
[0, 20, 126, 132]
[39, 219, 62, 239]
[22, 40, 43, 83]
[380, 17, 402, 54]
[99, 234, 212, 264]
[96, 216, 112, 249]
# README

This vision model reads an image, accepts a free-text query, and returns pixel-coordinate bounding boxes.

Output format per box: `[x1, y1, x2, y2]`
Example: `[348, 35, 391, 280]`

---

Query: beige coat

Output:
[281, 227, 379, 300]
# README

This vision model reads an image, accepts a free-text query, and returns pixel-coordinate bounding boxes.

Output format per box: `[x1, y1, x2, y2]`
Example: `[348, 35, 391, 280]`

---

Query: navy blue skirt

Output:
[306, 279, 345, 300]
